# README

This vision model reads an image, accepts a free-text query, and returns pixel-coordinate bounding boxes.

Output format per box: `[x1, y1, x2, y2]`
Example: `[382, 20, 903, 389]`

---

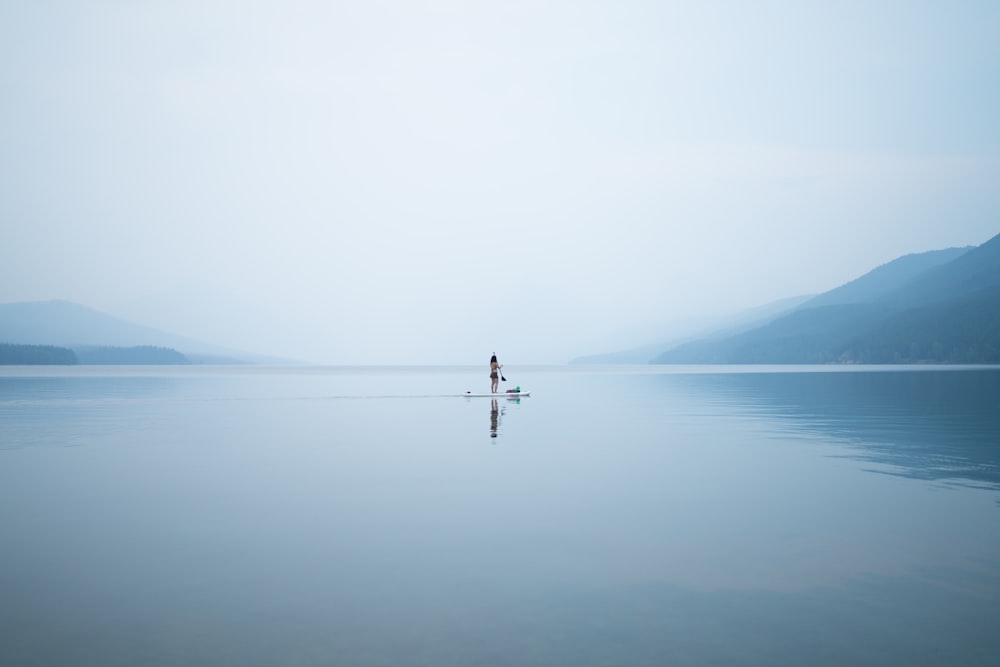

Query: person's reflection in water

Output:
[490, 399, 500, 438]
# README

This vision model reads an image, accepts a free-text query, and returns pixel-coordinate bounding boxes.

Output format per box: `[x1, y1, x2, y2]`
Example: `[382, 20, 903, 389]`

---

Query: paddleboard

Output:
[462, 391, 530, 398]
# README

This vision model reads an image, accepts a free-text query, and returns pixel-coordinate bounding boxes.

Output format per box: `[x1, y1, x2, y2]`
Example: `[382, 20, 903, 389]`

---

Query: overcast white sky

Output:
[2, 1, 998, 363]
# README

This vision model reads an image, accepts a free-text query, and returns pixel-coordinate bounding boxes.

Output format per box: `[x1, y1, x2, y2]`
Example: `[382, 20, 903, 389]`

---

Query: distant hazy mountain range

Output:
[5, 232, 999, 365]
[577, 232, 1000, 364]
[653, 234, 999, 364]
[571, 294, 815, 364]
[0, 300, 285, 364]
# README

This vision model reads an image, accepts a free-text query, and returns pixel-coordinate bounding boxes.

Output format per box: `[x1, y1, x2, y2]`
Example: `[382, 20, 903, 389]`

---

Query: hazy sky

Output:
[2, 1, 999, 363]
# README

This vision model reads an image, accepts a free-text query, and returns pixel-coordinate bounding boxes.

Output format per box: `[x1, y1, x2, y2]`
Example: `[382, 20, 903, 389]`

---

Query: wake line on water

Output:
[0, 395, 456, 405]
[0, 394, 530, 405]
[195, 394, 528, 401]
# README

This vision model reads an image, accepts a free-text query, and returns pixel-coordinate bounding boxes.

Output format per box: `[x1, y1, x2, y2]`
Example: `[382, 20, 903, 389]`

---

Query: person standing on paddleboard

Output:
[490, 354, 503, 393]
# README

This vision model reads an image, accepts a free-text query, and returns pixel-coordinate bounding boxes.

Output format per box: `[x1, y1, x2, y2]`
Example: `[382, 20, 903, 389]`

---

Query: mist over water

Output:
[4, 2, 1000, 366]
[1, 365, 998, 666]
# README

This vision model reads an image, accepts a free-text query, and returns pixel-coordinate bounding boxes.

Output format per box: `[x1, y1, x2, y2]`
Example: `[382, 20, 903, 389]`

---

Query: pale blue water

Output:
[1, 365, 999, 666]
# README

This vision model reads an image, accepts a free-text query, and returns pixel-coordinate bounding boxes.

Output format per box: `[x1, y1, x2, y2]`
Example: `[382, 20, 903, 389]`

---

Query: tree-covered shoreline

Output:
[0, 343, 78, 364]
[1, 343, 189, 365]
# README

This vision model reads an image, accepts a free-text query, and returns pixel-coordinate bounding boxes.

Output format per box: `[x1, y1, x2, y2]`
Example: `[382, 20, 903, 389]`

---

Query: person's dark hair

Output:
[490, 354, 497, 363]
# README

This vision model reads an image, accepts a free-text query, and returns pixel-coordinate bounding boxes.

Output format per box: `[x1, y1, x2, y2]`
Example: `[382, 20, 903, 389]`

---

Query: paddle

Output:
[493, 353, 506, 382]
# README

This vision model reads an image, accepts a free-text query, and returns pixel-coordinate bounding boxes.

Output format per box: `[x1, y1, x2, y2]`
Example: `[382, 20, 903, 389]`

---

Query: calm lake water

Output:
[1, 365, 999, 666]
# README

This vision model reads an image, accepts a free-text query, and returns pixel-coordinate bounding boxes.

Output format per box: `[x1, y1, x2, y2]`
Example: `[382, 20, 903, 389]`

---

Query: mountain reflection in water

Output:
[671, 368, 1000, 491]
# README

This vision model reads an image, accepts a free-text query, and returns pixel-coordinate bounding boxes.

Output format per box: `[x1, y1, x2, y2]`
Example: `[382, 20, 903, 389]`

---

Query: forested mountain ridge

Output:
[654, 233, 1000, 364]
[801, 246, 971, 308]
[886, 233, 1000, 307]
